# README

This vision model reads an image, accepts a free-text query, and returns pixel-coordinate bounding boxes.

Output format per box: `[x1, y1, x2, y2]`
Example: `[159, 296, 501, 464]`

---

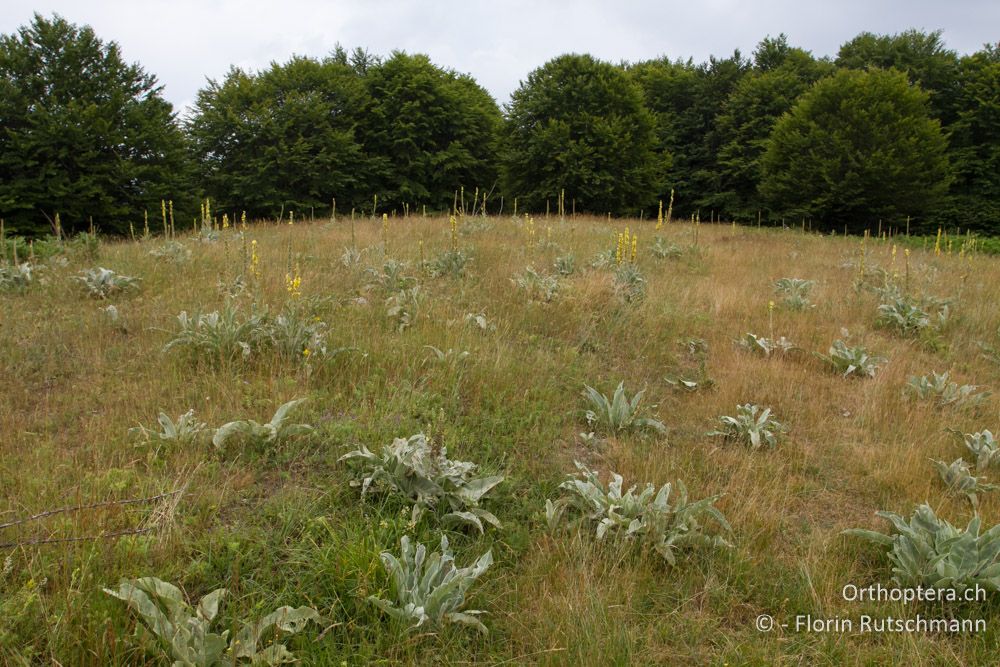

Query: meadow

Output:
[2, 211, 1000, 665]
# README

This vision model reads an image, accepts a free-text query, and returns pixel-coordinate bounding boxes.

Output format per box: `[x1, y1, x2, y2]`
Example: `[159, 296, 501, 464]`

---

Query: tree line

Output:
[1, 13, 997, 236]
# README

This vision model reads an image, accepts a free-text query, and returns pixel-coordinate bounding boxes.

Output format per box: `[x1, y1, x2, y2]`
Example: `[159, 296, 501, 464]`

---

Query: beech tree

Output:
[0, 13, 193, 235]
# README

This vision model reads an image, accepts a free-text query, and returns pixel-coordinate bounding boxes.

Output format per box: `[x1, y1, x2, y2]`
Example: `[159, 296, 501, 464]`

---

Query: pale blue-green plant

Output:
[708, 403, 785, 449]
[589, 248, 616, 269]
[339, 433, 503, 532]
[553, 253, 576, 276]
[583, 382, 666, 435]
[423, 346, 469, 367]
[953, 430, 1000, 473]
[774, 277, 815, 310]
[0, 262, 34, 291]
[514, 266, 559, 302]
[103, 576, 321, 666]
[270, 303, 328, 360]
[428, 249, 470, 278]
[369, 535, 492, 634]
[736, 332, 797, 357]
[905, 371, 990, 409]
[130, 409, 207, 446]
[877, 297, 931, 335]
[163, 304, 271, 362]
[148, 241, 191, 264]
[932, 458, 998, 508]
[385, 286, 422, 332]
[817, 340, 885, 378]
[844, 504, 1000, 592]
[212, 399, 312, 451]
[366, 259, 416, 293]
[545, 462, 732, 565]
[340, 246, 363, 267]
[76, 267, 139, 299]
[650, 237, 683, 260]
[465, 311, 495, 332]
[613, 263, 646, 302]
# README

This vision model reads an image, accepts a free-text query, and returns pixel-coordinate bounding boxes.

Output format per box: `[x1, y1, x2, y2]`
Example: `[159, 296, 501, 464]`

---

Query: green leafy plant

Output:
[163, 304, 271, 362]
[583, 382, 666, 436]
[774, 277, 815, 310]
[736, 332, 797, 357]
[369, 535, 493, 634]
[67, 230, 101, 260]
[514, 266, 559, 302]
[339, 433, 503, 532]
[212, 399, 312, 451]
[904, 371, 990, 409]
[844, 504, 1000, 592]
[708, 403, 785, 449]
[129, 409, 207, 447]
[104, 576, 320, 666]
[76, 267, 139, 298]
[932, 458, 997, 508]
[545, 462, 732, 565]
[817, 339, 885, 378]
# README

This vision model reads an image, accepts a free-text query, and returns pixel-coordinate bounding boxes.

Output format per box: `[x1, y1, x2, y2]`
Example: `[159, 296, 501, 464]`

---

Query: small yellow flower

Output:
[768, 300, 775, 311]
[302, 348, 311, 358]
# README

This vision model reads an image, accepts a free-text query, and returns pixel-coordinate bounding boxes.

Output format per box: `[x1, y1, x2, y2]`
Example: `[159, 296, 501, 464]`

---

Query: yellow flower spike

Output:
[222, 213, 229, 229]
[631, 235, 637, 263]
[656, 199, 663, 230]
[241, 210, 247, 230]
[289, 211, 294, 226]
[250, 240, 261, 281]
[768, 300, 775, 311]
[935, 227, 942, 256]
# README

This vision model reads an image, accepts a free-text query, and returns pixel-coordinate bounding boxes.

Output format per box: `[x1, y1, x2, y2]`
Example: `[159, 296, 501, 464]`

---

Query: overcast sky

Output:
[2, 1, 997, 115]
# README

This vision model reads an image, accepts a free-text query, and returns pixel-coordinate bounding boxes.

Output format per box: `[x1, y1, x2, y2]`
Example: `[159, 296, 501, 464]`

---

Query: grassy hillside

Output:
[2, 214, 999, 664]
